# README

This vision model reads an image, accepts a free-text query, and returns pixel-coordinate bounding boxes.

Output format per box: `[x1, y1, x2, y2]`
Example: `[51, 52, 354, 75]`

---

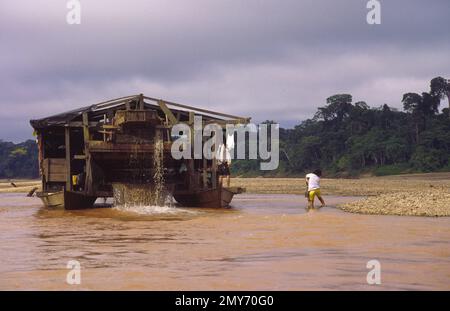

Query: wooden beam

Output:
[82, 112, 93, 195]
[188, 111, 195, 191]
[88, 141, 172, 153]
[37, 132, 46, 192]
[144, 95, 250, 121]
[65, 127, 72, 191]
[82, 113, 90, 144]
[158, 100, 178, 125]
[203, 157, 207, 190]
[68, 121, 98, 128]
[91, 94, 139, 109]
[212, 141, 217, 190]
[139, 93, 145, 110]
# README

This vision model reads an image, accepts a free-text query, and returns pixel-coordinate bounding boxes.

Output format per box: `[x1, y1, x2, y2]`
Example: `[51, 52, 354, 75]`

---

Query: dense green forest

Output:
[233, 76, 450, 177]
[0, 139, 39, 178]
[1, 77, 449, 179]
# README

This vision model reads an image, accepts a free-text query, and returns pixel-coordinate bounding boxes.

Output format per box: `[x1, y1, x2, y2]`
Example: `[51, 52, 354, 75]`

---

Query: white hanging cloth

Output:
[216, 133, 234, 163]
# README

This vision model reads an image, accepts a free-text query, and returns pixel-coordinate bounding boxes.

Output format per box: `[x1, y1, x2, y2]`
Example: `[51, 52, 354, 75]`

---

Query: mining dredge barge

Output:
[30, 94, 249, 209]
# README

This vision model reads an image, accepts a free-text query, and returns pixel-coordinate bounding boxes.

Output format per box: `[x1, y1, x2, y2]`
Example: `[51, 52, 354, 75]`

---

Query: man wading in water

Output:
[305, 169, 326, 210]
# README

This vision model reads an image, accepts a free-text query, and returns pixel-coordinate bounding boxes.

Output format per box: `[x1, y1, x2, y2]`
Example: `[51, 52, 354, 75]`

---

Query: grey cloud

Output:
[0, 0, 449, 141]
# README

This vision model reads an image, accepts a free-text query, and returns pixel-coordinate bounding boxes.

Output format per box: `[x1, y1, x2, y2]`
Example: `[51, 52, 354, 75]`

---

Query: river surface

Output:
[0, 193, 449, 290]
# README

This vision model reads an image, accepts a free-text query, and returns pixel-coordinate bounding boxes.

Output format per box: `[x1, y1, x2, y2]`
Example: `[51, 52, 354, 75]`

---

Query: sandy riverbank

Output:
[231, 173, 450, 217]
[0, 180, 41, 194]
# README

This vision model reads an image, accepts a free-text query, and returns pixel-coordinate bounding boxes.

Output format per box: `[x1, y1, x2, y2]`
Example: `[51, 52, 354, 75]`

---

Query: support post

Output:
[37, 132, 46, 192]
[139, 93, 145, 110]
[212, 146, 217, 190]
[188, 112, 195, 191]
[82, 112, 93, 195]
[65, 127, 72, 191]
[203, 157, 207, 190]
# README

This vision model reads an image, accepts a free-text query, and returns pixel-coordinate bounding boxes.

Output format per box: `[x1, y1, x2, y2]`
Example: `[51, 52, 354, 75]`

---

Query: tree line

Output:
[0, 140, 39, 179]
[1, 77, 449, 179]
[232, 76, 450, 177]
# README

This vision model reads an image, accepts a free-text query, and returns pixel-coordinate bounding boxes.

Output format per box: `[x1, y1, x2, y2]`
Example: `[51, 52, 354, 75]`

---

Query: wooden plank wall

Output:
[43, 158, 66, 182]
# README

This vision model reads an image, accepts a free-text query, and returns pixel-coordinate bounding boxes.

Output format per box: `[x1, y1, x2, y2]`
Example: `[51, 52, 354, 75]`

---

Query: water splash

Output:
[152, 136, 165, 205]
[112, 203, 196, 216]
[112, 134, 171, 209]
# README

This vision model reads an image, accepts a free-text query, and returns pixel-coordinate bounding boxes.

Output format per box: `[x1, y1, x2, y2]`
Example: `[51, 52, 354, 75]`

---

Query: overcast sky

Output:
[1, 0, 449, 142]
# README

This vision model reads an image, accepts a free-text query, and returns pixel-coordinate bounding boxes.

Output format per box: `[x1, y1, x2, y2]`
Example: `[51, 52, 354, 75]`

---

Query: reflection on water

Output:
[0, 193, 449, 290]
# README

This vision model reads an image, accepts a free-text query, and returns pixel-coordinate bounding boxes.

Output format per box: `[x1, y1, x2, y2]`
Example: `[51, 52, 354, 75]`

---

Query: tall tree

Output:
[315, 94, 353, 128]
[402, 92, 423, 143]
[430, 76, 450, 118]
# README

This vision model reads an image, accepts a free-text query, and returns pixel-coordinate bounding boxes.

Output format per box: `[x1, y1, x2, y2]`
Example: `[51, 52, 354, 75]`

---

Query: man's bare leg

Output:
[317, 196, 325, 208]
[308, 197, 314, 210]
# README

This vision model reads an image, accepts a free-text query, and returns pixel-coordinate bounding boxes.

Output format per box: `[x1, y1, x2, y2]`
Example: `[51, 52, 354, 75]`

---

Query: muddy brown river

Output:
[0, 193, 449, 290]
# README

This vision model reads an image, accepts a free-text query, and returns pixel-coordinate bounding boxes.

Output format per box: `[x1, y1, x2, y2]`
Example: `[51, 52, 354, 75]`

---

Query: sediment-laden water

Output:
[0, 193, 449, 290]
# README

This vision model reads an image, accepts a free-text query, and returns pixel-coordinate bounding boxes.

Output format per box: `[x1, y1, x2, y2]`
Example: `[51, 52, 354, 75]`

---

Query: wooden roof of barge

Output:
[30, 94, 251, 129]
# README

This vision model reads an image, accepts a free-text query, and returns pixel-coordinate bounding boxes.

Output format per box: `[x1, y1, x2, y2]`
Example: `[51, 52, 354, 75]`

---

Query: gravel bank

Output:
[339, 187, 450, 217]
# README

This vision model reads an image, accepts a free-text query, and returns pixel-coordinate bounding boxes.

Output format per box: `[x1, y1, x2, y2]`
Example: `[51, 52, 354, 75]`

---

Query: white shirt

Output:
[306, 173, 320, 191]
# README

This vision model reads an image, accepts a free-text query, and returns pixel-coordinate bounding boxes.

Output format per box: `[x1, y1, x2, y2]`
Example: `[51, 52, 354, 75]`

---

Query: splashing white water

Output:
[113, 204, 197, 215]
[152, 136, 165, 205]
[112, 133, 170, 209]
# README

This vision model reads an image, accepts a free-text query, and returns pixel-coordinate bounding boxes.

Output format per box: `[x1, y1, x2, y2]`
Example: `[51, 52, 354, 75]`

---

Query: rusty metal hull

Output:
[64, 191, 97, 210]
[173, 187, 244, 208]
